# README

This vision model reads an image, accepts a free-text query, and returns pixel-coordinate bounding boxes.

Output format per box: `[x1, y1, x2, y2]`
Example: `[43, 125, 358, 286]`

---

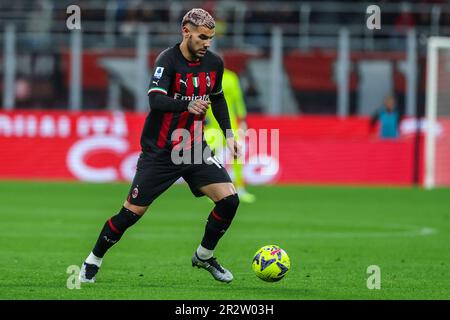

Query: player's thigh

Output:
[183, 154, 235, 202]
[125, 152, 182, 215]
[199, 182, 236, 202]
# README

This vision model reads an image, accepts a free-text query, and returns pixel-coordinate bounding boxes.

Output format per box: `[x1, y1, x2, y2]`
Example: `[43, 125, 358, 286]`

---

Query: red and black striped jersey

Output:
[142, 43, 224, 154]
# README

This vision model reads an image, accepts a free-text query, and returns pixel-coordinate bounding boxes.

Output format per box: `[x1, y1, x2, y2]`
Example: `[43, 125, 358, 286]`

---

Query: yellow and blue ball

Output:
[252, 245, 290, 282]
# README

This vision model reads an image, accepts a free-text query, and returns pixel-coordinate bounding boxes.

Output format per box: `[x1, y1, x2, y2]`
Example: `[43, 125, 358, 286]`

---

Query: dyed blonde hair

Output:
[181, 8, 215, 29]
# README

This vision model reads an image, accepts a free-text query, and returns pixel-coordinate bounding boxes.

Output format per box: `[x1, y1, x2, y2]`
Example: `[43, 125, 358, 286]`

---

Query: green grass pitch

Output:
[0, 181, 449, 300]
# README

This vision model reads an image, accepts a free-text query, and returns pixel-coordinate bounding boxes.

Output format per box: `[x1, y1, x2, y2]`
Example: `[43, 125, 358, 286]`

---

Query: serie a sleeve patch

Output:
[153, 67, 164, 79]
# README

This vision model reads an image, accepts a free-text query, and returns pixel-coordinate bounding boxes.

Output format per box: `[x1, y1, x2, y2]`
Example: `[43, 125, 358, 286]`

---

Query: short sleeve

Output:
[147, 49, 173, 96]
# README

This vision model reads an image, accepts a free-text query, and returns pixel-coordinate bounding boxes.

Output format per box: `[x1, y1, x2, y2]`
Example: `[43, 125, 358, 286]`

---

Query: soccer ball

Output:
[252, 245, 290, 282]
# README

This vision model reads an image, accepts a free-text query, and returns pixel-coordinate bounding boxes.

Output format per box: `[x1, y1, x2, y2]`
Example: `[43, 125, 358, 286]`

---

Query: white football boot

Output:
[79, 262, 100, 283]
[192, 252, 233, 283]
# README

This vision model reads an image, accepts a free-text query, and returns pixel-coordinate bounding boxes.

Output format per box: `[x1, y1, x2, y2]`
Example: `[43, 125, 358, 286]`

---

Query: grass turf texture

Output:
[0, 181, 449, 300]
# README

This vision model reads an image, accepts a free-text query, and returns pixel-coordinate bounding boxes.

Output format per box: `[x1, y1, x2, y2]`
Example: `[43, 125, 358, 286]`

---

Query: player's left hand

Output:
[226, 137, 242, 160]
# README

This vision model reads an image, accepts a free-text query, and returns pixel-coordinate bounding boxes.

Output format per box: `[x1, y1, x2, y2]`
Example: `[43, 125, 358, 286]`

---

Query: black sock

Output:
[201, 194, 239, 250]
[92, 207, 141, 258]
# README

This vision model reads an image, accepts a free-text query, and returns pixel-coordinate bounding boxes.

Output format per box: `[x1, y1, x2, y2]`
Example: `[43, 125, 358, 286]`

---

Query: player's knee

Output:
[124, 201, 148, 216]
[109, 206, 142, 234]
[216, 193, 239, 221]
[225, 193, 240, 211]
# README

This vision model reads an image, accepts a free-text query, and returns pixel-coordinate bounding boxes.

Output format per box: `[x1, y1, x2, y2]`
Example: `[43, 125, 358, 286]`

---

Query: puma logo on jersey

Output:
[152, 80, 159, 86]
[180, 79, 187, 87]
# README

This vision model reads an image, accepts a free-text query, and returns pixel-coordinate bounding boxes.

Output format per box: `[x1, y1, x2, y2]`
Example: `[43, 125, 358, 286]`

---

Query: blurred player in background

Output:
[79, 8, 241, 284]
[370, 95, 401, 139]
[205, 68, 256, 203]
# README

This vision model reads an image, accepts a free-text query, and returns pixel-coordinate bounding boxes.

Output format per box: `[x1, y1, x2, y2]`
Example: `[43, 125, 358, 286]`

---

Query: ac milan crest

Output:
[132, 187, 139, 199]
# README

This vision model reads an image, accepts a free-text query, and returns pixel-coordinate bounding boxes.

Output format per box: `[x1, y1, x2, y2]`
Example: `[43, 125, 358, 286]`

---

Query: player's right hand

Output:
[187, 99, 209, 115]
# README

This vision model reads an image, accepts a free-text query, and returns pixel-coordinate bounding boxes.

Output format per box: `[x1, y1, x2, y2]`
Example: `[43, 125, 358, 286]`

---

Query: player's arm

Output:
[210, 91, 233, 138]
[210, 60, 232, 138]
[148, 51, 207, 113]
[211, 91, 242, 158]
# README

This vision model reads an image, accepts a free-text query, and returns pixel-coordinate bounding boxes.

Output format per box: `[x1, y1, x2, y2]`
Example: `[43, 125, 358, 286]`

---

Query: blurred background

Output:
[3, 1, 450, 301]
[1, 0, 450, 187]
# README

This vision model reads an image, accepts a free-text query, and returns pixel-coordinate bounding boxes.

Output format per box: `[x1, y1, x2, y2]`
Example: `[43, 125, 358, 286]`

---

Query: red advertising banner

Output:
[0, 110, 423, 185]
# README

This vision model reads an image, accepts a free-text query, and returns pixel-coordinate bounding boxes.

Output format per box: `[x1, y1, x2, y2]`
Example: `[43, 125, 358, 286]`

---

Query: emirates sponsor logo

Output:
[174, 93, 209, 101]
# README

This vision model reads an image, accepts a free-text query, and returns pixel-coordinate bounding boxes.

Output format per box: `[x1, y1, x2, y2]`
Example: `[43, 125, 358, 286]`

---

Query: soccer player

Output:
[204, 68, 256, 203]
[79, 8, 241, 284]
